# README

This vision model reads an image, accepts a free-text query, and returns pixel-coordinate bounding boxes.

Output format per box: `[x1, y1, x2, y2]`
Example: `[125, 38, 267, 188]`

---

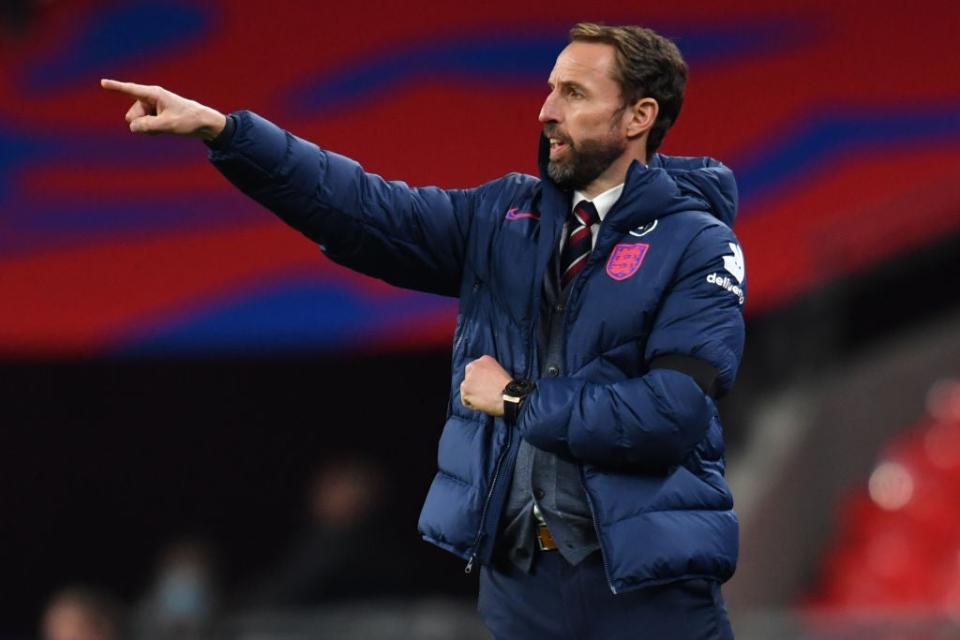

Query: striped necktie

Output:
[560, 200, 600, 288]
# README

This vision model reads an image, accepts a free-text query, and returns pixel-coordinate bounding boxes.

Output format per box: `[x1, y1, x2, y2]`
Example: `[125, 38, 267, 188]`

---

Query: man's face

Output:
[539, 41, 630, 191]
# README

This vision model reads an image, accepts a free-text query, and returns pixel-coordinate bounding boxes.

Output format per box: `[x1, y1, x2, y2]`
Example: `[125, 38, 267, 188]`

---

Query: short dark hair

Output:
[569, 22, 688, 155]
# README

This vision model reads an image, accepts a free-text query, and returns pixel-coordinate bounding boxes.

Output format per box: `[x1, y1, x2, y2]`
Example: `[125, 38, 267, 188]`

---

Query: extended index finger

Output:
[100, 79, 159, 101]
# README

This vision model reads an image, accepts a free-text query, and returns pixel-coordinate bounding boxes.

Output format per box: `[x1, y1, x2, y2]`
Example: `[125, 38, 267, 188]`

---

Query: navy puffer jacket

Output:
[209, 111, 746, 594]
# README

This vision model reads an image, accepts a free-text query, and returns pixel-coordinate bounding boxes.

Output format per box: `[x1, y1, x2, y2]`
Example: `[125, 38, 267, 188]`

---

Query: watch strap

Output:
[502, 378, 535, 426]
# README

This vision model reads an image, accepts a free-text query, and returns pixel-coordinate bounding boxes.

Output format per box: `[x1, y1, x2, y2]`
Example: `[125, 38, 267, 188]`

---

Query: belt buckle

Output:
[536, 523, 558, 551]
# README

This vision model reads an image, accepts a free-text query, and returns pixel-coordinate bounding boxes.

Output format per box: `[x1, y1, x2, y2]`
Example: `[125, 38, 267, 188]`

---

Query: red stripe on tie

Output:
[561, 256, 587, 287]
[560, 200, 600, 289]
[569, 226, 591, 243]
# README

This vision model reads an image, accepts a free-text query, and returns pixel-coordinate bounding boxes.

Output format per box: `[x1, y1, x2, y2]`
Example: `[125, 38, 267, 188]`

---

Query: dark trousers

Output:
[477, 551, 735, 640]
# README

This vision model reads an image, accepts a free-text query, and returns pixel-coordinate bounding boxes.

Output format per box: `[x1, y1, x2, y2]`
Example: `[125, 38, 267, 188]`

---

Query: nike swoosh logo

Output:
[505, 208, 539, 221]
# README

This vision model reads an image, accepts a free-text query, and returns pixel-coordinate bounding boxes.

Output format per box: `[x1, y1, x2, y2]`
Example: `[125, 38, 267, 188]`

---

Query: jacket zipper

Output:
[464, 424, 511, 574]
[579, 469, 617, 593]
[464, 249, 545, 574]
[465, 331, 537, 574]
[462, 276, 494, 574]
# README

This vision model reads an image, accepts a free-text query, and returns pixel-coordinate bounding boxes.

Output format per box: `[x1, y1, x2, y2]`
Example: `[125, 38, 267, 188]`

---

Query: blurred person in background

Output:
[102, 20, 744, 640]
[132, 539, 217, 639]
[244, 455, 412, 607]
[41, 586, 121, 640]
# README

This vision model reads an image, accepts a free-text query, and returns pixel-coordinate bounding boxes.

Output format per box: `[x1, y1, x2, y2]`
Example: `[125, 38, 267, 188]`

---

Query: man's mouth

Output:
[548, 137, 569, 158]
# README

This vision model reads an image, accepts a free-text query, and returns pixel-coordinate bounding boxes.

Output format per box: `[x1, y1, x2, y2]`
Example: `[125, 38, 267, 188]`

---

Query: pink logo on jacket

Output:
[504, 207, 539, 221]
[606, 243, 649, 280]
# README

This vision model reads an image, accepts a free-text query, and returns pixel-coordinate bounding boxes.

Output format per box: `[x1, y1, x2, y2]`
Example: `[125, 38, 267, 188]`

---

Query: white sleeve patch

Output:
[722, 243, 745, 284]
[706, 243, 746, 305]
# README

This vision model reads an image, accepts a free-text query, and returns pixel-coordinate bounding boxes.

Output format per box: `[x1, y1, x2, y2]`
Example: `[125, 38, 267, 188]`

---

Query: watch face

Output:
[505, 379, 535, 397]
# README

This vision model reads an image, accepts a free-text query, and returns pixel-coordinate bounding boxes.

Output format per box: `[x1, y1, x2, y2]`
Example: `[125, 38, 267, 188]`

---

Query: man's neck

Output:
[580, 150, 647, 198]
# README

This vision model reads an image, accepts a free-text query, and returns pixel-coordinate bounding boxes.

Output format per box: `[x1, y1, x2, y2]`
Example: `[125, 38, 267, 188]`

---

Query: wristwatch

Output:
[502, 378, 536, 426]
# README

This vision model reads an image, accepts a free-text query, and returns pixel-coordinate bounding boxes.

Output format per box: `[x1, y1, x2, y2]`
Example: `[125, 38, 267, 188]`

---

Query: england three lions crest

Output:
[606, 243, 650, 281]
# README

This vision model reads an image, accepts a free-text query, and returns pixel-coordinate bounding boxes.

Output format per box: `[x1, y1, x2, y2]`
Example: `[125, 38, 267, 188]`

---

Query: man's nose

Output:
[539, 93, 559, 124]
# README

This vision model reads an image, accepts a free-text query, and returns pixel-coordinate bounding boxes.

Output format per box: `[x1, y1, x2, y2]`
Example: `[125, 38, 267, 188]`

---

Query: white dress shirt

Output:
[561, 183, 625, 251]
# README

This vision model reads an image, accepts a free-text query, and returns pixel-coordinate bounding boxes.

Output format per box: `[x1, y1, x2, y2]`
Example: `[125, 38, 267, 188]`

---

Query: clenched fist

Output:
[460, 355, 512, 417]
[100, 79, 226, 140]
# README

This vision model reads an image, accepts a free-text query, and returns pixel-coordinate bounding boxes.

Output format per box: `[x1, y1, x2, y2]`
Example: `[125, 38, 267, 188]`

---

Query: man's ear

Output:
[625, 97, 658, 139]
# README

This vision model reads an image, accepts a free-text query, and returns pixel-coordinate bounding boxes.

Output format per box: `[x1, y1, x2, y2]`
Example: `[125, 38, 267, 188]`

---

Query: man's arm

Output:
[461, 223, 746, 472]
[519, 225, 745, 471]
[101, 79, 479, 296]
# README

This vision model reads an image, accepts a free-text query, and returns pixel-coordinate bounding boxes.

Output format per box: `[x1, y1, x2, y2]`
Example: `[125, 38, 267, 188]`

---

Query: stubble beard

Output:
[546, 130, 627, 192]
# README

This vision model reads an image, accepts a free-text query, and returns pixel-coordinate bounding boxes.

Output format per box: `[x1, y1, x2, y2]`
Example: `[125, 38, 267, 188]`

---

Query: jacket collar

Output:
[536, 133, 738, 229]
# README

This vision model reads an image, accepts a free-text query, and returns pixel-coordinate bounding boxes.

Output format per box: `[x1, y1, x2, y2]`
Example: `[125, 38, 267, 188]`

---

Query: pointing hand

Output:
[100, 79, 227, 141]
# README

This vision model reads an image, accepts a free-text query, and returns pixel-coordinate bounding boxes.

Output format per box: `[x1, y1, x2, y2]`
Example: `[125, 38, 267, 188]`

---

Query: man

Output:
[103, 22, 744, 639]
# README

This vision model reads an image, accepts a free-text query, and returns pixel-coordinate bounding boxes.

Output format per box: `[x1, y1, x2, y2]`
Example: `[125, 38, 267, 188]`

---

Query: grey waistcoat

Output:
[497, 247, 600, 572]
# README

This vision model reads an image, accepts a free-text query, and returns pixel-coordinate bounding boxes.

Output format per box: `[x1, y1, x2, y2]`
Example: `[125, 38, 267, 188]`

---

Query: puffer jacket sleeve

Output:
[515, 223, 746, 471]
[208, 110, 480, 297]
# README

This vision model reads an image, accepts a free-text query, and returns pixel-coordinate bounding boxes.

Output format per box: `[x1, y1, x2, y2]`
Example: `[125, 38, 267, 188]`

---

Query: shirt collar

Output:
[572, 183, 625, 222]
